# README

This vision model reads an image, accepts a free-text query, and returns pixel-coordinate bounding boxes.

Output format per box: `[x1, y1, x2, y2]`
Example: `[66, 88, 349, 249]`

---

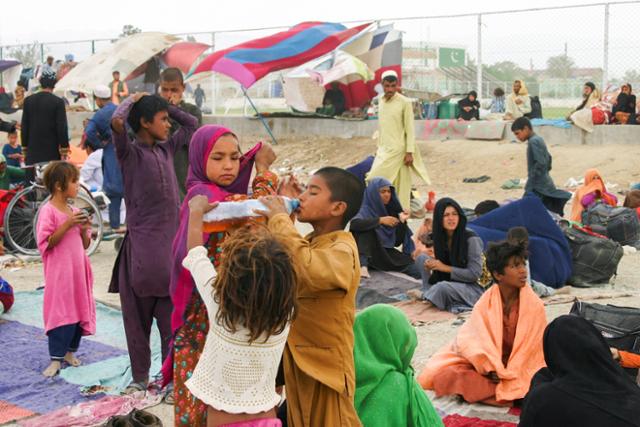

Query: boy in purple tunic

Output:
[109, 93, 198, 392]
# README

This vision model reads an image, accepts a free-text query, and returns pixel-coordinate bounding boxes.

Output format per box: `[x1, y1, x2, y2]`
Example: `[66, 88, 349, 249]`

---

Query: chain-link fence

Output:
[1, 2, 639, 117]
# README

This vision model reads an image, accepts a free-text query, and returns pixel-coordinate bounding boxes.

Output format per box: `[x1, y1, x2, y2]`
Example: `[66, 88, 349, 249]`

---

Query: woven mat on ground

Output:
[0, 400, 35, 425]
[357, 270, 420, 309]
[430, 392, 520, 427]
[0, 291, 162, 424]
[391, 300, 456, 325]
[543, 291, 636, 306]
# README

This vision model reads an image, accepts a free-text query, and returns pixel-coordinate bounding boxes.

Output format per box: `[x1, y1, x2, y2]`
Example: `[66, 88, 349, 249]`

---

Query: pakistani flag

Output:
[439, 47, 465, 68]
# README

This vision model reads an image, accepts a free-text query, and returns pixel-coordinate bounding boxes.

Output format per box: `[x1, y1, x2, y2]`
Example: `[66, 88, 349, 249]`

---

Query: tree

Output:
[9, 42, 46, 68]
[622, 69, 640, 84]
[119, 25, 142, 38]
[485, 61, 528, 82]
[546, 55, 575, 79]
[186, 35, 196, 43]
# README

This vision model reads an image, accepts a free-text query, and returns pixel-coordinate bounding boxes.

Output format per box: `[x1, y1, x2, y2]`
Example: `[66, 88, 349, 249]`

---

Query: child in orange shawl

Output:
[570, 169, 618, 222]
[418, 240, 546, 406]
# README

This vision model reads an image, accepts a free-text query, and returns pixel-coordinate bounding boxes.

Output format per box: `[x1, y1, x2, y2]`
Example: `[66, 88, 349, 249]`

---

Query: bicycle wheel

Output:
[33, 192, 104, 257]
[3, 185, 49, 256]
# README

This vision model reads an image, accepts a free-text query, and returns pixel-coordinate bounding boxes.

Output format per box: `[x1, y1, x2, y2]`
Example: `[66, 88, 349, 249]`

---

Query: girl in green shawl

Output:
[354, 304, 443, 427]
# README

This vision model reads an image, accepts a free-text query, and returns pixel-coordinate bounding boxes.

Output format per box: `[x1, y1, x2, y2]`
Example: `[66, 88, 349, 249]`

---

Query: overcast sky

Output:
[1, 0, 637, 76]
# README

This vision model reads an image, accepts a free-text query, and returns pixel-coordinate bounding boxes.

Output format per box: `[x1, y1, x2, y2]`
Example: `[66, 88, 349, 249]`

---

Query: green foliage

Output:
[119, 25, 142, 38]
[546, 55, 575, 79]
[8, 42, 45, 68]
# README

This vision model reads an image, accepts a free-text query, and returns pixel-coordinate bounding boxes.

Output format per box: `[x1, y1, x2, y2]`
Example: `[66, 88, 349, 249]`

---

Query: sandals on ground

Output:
[122, 381, 148, 395]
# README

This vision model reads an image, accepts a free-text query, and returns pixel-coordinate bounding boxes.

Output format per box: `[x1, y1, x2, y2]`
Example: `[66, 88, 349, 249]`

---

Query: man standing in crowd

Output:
[194, 83, 206, 110]
[367, 70, 430, 210]
[158, 67, 202, 199]
[111, 71, 129, 105]
[85, 84, 124, 232]
[21, 70, 69, 181]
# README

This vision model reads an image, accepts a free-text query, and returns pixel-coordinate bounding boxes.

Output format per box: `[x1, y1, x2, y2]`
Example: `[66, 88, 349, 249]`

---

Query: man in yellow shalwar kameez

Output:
[367, 70, 430, 210]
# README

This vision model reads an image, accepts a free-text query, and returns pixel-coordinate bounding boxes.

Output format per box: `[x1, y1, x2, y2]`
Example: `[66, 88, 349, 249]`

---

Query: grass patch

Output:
[543, 107, 572, 119]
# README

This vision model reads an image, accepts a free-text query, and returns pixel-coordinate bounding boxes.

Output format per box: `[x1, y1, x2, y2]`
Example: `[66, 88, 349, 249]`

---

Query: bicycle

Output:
[3, 163, 104, 256]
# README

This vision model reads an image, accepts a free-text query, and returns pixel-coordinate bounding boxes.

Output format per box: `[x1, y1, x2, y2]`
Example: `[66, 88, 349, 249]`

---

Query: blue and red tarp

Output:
[193, 21, 371, 88]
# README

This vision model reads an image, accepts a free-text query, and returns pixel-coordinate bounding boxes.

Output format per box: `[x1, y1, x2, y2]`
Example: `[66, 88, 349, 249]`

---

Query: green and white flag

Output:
[439, 47, 465, 68]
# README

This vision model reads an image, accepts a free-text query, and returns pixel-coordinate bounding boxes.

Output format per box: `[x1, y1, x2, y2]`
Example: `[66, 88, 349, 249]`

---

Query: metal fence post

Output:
[210, 32, 216, 115]
[603, 3, 610, 90]
[40, 43, 45, 63]
[91, 40, 96, 54]
[477, 14, 483, 98]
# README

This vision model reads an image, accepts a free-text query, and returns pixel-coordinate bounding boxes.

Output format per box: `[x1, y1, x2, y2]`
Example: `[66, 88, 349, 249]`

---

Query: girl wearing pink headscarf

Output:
[163, 125, 277, 426]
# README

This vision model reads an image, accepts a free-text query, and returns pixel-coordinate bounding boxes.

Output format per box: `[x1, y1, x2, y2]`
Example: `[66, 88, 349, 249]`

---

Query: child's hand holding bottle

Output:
[188, 195, 219, 216]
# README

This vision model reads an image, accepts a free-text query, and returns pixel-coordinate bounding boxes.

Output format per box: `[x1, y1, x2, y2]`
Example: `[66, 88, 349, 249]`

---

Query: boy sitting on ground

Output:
[418, 240, 547, 407]
[257, 167, 364, 427]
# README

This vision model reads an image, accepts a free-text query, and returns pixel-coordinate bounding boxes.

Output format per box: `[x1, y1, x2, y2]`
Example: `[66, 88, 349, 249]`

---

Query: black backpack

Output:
[571, 300, 640, 377]
[562, 224, 623, 287]
[525, 96, 543, 119]
[582, 204, 640, 247]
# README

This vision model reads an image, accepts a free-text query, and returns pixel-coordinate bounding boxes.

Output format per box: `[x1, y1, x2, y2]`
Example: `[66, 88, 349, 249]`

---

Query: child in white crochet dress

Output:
[183, 195, 297, 427]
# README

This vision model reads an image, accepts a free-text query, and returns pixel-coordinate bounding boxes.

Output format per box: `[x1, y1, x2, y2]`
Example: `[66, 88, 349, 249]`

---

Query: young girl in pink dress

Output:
[36, 161, 96, 377]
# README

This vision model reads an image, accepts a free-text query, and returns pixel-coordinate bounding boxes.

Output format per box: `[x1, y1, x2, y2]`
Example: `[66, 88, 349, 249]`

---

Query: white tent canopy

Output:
[54, 32, 181, 95]
[284, 51, 373, 112]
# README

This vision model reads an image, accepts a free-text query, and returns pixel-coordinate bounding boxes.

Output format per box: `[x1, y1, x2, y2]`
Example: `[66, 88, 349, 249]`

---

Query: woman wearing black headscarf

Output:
[413, 198, 485, 313]
[519, 315, 640, 427]
[457, 91, 480, 121]
[613, 83, 637, 124]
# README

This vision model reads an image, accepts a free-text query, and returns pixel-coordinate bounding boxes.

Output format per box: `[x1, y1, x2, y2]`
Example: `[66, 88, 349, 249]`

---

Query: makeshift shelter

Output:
[0, 60, 22, 93]
[54, 32, 182, 95]
[284, 51, 373, 112]
[283, 24, 403, 113]
[191, 21, 370, 141]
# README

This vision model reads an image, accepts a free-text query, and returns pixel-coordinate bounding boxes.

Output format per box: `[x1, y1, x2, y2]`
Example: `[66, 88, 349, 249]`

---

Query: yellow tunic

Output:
[368, 93, 430, 209]
[268, 213, 362, 427]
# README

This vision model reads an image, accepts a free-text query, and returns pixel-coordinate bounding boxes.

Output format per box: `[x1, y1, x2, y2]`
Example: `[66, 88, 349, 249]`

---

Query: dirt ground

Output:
[2, 137, 639, 425]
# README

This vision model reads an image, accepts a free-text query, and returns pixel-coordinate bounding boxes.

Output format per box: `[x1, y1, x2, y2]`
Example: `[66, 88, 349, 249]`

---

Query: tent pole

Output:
[241, 85, 277, 145]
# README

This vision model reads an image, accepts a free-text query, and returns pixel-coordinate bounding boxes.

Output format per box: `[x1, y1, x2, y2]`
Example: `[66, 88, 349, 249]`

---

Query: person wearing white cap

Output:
[367, 70, 430, 210]
[85, 85, 125, 232]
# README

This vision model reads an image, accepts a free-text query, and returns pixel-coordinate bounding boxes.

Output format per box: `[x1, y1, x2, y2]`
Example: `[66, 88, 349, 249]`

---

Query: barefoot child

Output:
[258, 167, 365, 427]
[36, 161, 96, 377]
[182, 196, 296, 427]
[109, 94, 197, 393]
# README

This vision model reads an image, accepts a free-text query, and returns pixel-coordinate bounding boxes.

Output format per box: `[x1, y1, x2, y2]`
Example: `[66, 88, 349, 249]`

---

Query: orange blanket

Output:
[418, 284, 546, 402]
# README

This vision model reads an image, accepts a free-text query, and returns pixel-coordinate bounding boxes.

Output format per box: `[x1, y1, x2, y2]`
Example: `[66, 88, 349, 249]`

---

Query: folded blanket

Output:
[418, 285, 546, 402]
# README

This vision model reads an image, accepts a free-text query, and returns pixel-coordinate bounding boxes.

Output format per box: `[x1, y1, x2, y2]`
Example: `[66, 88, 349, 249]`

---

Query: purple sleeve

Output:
[111, 97, 135, 160]
[167, 105, 198, 154]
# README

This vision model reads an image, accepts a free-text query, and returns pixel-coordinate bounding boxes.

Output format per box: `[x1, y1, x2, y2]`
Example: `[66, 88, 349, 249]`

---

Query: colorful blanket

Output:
[0, 291, 162, 424]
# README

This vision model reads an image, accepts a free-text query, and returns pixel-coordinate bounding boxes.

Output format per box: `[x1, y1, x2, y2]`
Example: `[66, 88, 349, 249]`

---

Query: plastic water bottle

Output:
[202, 197, 300, 232]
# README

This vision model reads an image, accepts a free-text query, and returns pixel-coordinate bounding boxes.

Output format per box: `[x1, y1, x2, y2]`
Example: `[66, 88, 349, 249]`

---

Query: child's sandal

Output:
[122, 381, 147, 395]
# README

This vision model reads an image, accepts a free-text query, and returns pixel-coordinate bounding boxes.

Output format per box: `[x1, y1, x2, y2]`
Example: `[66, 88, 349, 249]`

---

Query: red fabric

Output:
[162, 42, 210, 74]
[592, 107, 606, 124]
[0, 292, 14, 313]
[0, 189, 15, 227]
[443, 414, 516, 427]
[0, 401, 34, 424]
[194, 22, 370, 87]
